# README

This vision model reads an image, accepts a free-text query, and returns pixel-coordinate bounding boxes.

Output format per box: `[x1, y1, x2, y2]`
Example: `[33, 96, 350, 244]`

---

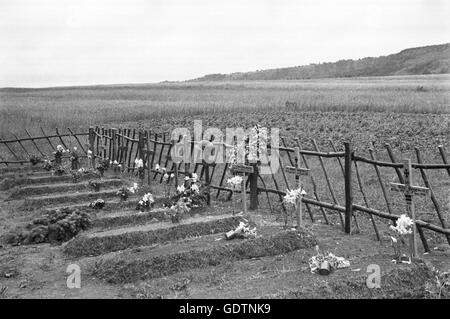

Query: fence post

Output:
[88, 126, 96, 168]
[249, 162, 259, 209]
[344, 142, 353, 234]
[111, 128, 117, 162]
[138, 130, 145, 184]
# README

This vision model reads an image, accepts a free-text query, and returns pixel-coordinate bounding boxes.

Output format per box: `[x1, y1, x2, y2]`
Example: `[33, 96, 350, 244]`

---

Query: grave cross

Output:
[285, 147, 310, 228]
[390, 159, 429, 258]
[230, 163, 254, 214]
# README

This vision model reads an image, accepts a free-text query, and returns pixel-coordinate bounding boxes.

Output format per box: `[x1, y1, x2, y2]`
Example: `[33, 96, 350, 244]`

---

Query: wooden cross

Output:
[390, 159, 429, 258]
[285, 147, 310, 228]
[230, 164, 254, 214]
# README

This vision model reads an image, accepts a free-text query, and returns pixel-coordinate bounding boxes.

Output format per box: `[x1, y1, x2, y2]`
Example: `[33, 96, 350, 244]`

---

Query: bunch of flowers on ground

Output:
[225, 221, 258, 240]
[136, 193, 155, 212]
[116, 183, 138, 201]
[308, 248, 350, 274]
[389, 214, 415, 263]
[89, 199, 105, 210]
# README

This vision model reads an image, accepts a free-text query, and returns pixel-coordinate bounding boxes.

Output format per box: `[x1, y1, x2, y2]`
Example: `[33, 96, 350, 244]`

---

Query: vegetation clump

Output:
[2, 208, 91, 245]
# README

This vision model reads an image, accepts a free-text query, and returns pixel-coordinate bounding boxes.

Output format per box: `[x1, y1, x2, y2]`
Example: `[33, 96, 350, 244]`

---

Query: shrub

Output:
[2, 208, 91, 245]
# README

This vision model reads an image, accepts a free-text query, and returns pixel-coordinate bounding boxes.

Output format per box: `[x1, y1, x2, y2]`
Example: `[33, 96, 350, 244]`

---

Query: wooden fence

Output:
[1, 126, 449, 249]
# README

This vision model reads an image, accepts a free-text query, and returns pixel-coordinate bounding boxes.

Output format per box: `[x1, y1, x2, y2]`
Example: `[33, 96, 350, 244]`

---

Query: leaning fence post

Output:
[88, 126, 96, 168]
[249, 160, 259, 210]
[344, 142, 353, 234]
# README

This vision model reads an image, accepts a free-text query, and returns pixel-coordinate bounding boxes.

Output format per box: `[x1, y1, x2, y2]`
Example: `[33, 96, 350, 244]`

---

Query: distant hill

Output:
[192, 43, 450, 81]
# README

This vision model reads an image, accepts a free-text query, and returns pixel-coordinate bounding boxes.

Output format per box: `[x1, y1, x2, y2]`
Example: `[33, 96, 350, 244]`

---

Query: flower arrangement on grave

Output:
[227, 175, 243, 214]
[136, 192, 154, 212]
[29, 155, 41, 166]
[96, 158, 110, 177]
[88, 180, 101, 192]
[308, 246, 350, 275]
[89, 199, 105, 210]
[69, 147, 80, 170]
[53, 166, 66, 176]
[43, 159, 53, 171]
[224, 221, 258, 240]
[70, 167, 90, 183]
[170, 199, 191, 223]
[389, 214, 414, 264]
[110, 160, 121, 173]
[283, 187, 307, 206]
[167, 173, 207, 222]
[156, 164, 176, 197]
[116, 183, 138, 201]
[135, 158, 145, 179]
[53, 145, 67, 165]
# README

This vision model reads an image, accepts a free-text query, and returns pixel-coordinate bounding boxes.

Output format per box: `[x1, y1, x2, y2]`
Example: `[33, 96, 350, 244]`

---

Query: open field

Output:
[0, 74, 449, 136]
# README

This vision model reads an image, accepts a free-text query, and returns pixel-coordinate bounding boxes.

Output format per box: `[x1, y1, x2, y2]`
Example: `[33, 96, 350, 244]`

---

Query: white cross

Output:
[390, 159, 429, 258]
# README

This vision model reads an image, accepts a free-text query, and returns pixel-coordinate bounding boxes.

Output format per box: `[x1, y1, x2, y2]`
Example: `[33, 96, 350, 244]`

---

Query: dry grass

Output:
[0, 74, 449, 136]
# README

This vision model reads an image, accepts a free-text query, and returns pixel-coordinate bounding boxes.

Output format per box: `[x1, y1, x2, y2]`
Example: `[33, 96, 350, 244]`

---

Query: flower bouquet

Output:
[227, 175, 243, 214]
[136, 192, 154, 212]
[224, 221, 257, 240]
[389, 214, 414, 264]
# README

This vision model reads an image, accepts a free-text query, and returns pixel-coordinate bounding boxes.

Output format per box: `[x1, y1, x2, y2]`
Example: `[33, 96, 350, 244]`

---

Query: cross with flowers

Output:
[284, 147, 310, 228]
[390, 159, 429, 258]
[229, 164, 254, 214]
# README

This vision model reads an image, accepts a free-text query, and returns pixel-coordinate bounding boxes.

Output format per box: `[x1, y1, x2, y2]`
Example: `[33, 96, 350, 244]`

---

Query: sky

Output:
[0, 0, 449, 87]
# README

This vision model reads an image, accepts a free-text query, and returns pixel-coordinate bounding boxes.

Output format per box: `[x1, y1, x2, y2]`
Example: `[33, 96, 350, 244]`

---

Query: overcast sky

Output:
[0, 0, 449, 87]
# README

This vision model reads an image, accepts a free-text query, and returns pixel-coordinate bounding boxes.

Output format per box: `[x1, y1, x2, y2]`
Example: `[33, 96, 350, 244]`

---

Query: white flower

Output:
[73, 147, 78, 151]
[128, 183, 138, 194]
[113, 160, 119, 165]
[177, 185, 186, 193]
[185, 176, 190, 181]
[87, 150, 93, 158]
[391, 214, 414, 235]
[56, 145, 65, 152]
[191, 184, 200, 193]
[191, 173, 198, 182]
[155, 164, 160, 170]
[283, 187, 306, 205]
[135, 158, 144, 168]
[139, 200, 144, 206]
[227, 175, 243, 190]
[163, 173, 169, 181]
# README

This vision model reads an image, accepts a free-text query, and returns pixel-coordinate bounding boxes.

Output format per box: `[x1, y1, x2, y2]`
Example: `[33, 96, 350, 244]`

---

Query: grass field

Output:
[0, 74, 449, 136]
